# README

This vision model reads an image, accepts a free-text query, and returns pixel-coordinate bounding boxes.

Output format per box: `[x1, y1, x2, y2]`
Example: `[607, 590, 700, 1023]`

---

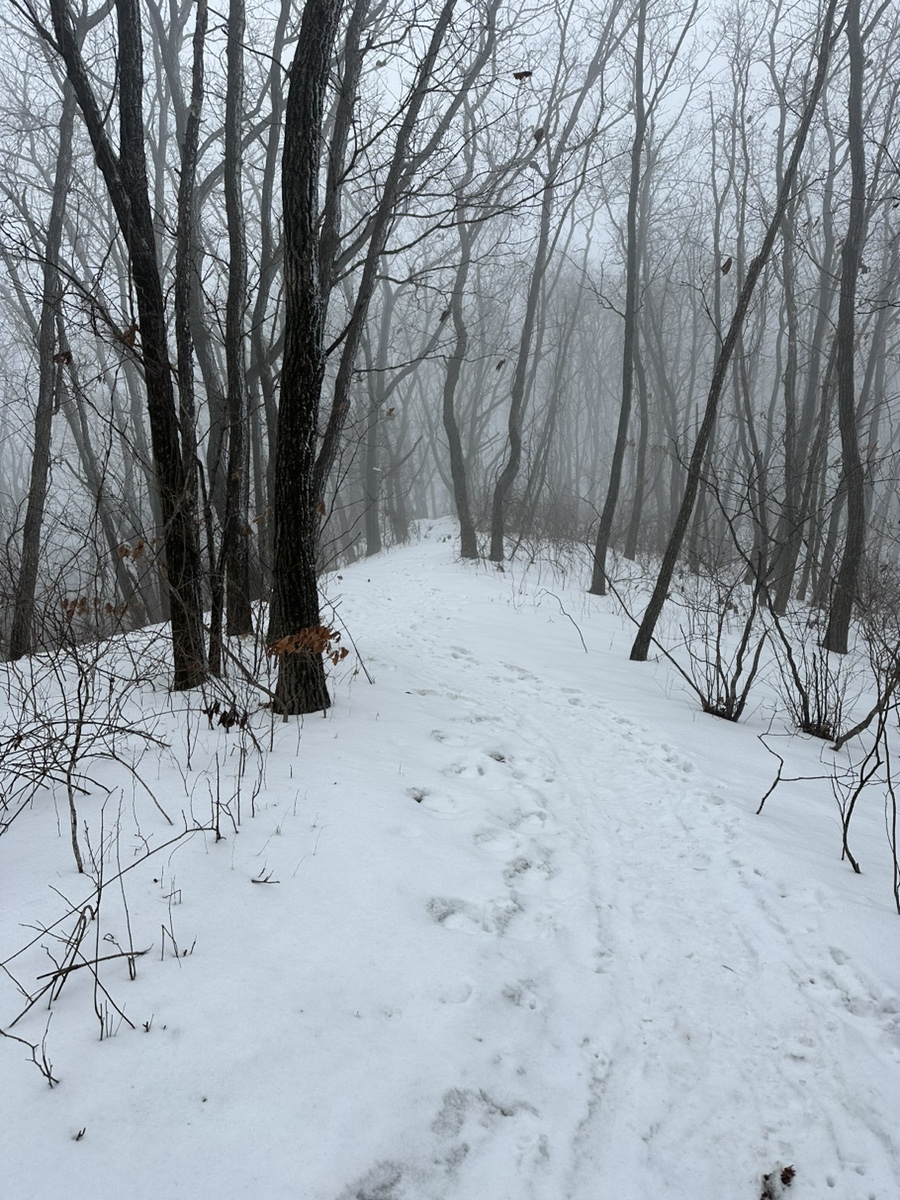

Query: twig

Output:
[36, 947, 151, 981]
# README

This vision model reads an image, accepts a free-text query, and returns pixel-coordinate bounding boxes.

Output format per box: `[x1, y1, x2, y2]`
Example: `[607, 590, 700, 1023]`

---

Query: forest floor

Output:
[2, 519, 899, 1199]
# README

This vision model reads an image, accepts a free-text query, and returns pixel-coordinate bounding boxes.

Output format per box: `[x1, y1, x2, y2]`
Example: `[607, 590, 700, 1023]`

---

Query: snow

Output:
[3, 520, 899, 1199]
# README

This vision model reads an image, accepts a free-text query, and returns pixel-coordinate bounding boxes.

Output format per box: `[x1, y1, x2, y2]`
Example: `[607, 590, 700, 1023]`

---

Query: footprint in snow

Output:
[500, 661, 541, 684]
[449, 645, 475, 661]
[426, 896, 522, 935]
[502, 854, 553, 885]
[335, 1159, 408, 1200]
[438, 980, 474, 1005]
[509, 808, 548, 831]
[431, 1086, 539, 1138]
[501, 979, 541, 1010]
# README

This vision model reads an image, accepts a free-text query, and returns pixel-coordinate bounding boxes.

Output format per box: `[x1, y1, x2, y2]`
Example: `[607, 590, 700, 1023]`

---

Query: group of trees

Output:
[0, 0, 897, 711]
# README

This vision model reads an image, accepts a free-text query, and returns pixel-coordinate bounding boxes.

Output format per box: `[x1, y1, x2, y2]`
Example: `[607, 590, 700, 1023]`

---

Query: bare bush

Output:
[766, 607, 855, 741]
[669, 568, 768, 722]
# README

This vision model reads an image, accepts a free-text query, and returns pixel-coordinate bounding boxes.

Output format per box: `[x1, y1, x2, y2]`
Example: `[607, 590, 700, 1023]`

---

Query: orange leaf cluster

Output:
[266, 625, 350, 667]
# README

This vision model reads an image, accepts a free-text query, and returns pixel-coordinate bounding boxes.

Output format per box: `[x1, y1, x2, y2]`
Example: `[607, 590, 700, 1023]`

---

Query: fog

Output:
[0, 0, 896, 707]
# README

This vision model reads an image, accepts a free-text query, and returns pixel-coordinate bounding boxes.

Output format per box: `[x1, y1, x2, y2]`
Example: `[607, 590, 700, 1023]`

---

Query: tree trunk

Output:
[173, 0, 210, 661]
[268, 0, 343, 715]
[824, 0, 867, 654]
[222, 0, 253, 636]
[589, 0, 646, 594]
[442, 228, 479, 559]
[46, 0, 207, 688]
[8, 86, 75, 660]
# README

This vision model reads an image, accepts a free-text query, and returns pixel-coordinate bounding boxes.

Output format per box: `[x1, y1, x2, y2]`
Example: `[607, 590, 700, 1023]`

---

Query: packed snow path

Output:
[3, 525, 899, 1199]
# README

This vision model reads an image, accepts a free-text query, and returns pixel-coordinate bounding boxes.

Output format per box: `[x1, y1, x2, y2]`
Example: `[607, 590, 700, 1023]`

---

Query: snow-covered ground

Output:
[3, 521, 899, 1199]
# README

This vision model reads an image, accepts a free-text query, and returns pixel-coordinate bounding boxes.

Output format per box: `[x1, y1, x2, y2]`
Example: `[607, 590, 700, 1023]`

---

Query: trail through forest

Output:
[3, 524, 899, 1198]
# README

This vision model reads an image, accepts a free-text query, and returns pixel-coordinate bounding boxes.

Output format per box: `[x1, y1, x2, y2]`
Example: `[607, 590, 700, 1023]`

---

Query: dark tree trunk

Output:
[222, 0, 253, 636]
[268, 0, 343, 715]
[624, 348, 650, 562]
[824, 0, 867, 654]
[442, 229, 479, 559]
[247, 0, 292, 592]
[173, 0, 210, 661]
[46, 0, 207, 688]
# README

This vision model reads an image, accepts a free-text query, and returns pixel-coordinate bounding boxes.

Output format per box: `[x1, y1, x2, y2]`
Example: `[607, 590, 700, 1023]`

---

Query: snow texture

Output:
[2, 521, 899, 1199]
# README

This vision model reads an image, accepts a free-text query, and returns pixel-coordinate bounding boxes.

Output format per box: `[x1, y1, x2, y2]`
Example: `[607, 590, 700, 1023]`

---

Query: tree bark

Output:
[222, 0, 253, 636]
[824, 0, 867, 653]
[268, 0, 343, 714]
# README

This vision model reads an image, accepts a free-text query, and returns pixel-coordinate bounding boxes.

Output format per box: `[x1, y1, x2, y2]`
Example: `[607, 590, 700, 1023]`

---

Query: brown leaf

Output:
[513, 70, 532, 80]
[267, 625, 343, 659]
[720, 256, 733, 275]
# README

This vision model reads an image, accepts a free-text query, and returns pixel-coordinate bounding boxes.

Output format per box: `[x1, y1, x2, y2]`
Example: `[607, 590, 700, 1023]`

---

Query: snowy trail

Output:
[327, 541, 900, 1199]
[4, 529, 899, 1200]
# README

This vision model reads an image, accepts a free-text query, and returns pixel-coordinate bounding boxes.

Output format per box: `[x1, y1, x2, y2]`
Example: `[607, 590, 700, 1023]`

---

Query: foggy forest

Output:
[3, 0, 900, 1196]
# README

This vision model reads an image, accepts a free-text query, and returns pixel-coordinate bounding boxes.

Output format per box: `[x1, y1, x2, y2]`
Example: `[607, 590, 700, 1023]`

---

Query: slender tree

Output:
[630, 0, 840, 662]
[823, 0, 867, 653]
[8, 85, 75, 659]
[222, 0, 253, 636]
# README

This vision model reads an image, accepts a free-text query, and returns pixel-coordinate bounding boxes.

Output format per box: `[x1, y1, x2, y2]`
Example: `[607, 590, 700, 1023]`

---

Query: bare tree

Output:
[630, 0, 840, 662]
[489, 0, 625, 562]
[823, 0, 868, 653]
[21, 0, 208, 687]
[221, 0, 253, 637]
[589, 0, 698, 594]
[7, 85, 75, 659]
